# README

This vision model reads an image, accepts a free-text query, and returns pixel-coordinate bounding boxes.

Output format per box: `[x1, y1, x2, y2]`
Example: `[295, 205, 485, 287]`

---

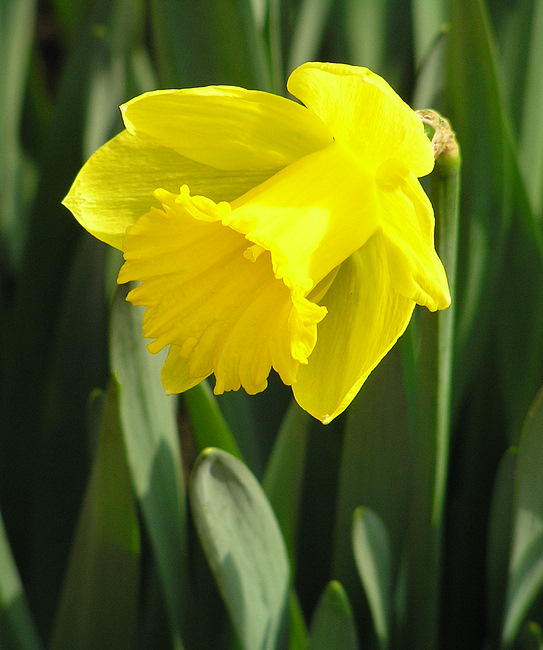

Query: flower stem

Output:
[404, 111, 461, 650]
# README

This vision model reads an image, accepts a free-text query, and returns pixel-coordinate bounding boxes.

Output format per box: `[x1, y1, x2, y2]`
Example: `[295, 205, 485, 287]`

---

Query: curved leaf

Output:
[190, 448, 290, 650]
[352, 507, 392, 650]
[110, 284, 189, 647]
[502, 387, 543, 647]
[308, 581, 359, 650]
[49, 383, 140, 650]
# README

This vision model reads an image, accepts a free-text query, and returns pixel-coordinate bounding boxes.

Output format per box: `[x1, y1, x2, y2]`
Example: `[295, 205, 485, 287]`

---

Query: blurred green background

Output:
[2, 1, 543, 649]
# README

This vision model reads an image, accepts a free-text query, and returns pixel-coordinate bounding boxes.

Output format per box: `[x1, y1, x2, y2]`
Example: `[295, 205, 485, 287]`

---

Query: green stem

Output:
[404, 112, 461, 650]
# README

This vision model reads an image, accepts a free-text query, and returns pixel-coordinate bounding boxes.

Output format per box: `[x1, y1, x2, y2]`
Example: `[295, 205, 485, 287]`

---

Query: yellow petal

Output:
[121, 86, 333, 171]
[293, 233, 415, 423]
[118, 187, 326, 396]
[162, 346, 209, 394]
[62, 130, 277, 249]
[287, 62, 434, 177]
[226, 142, 379, 296]
[377, 160, 451, 311]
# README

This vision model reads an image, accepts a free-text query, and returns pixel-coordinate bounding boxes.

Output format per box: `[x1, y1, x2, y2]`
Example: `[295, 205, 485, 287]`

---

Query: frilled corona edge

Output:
[63, 61, 450, 423]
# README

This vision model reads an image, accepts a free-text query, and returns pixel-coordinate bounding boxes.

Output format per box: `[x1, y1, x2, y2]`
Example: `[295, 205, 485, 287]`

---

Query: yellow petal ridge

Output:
[118, 186, 327, 397]
[376, 160, 451, 311]
[227, 143, 379, 296]
[293, 234, 415, 423]
[62, 130, 277, 249]
[287, 62, 434, 178]
[120, 85, 333, 171]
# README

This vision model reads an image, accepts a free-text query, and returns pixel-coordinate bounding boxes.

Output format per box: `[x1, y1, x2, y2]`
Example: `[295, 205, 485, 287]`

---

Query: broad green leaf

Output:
[412, 0, 446, 67]
[184, 382, 243, 461]
[288, 588, 309, 650]
[263, 401, 311, 566]
[110, 285, 189, 648]
[502, 387, 543, 647]
[149, 0, 270, 90]
[338, 0, 413, 91]
[446, 0, 538, 411]
[0, 510, 43, 650]
[216, 374, 291, 478]
[82, 0, 147, 158]
[488, 1, 543, 441]
[411, 0, 447, 109]
[308, 581, 358, 650]
[487, 447, 517, 640]
[0, 0, 37, 265]
[0, 2, 143, 626]
[352, 508, 392, 650]
[287, 0, 334, 73]
[332, 346, 410, 615]
[517, 0, 543, 217]
[190, 448, 290, 650]
[49, 382, 140, 650]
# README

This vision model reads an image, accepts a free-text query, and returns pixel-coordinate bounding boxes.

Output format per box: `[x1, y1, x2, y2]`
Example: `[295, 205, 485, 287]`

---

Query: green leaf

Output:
[287, 0, 333, 72]
[190, 448, 290, 650]
[49, 382, 140, 650]
[516, 0, 543, 217]
[308, 581, 359, 650]
[332, 346, 410, 619]
[0, 0, 37, 265]
[502, 386, 543, 647]
[0, 510, 43, 650]
[216, 374, 291, 478]
[263, 401, 311, 567]
[402, 112, 460, 650]
[487, 447, 517, 639]
[446, 0, 539, 410]
[110, 284, 190, 648]
[352, 507, 392, 650]
[184, 382, 243, 461]
[150, 0, 270, 89]
[1, 2, 145, 626]
[287, 588, 309, 650]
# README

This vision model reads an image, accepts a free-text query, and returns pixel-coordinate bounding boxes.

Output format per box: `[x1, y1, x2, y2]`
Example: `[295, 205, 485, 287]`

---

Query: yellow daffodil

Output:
[63, 62, 450, 423]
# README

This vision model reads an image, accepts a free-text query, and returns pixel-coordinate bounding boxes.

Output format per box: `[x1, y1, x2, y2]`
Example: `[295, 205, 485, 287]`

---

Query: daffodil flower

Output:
[63, 62, 450, 423]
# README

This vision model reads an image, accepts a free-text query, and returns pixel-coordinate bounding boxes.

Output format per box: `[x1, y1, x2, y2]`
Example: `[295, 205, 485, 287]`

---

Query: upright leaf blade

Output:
[487, 447, 517, 641]
[352, 507, 392, 650]
[0, 510, 43, 650]
[190, 448, 290, 650]
[150, 0, 270, 89]
[502, 387, 543, 647]
[110, 284, 190, 648]
[332, 346, 411, 618]
[308, 581, 359, 650]
[263, 401, 311, 566]
[184, 382, 243, 461]
[49, 383, 140, 650]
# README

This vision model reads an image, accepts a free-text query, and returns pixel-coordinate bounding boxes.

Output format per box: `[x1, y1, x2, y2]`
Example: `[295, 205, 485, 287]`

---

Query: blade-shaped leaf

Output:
[184, 382, 243, 461]
[332, 346, 410, 617]
[487, 447, 517, 638]
[49, 383, 140, 650]
[263, 400, 311, 566]
[502, 387, 543, 647]
[110, 284, 190, 648]
[190, 448, 290, 650]
[517, 0, 543, 216]
[149, 0, 270, 89]
[0, 0, 37, 264]
[352, 507, 392, 650]
[308, 581, 359, 650]
[288, 588, 309, 650]
[0, 510, 43, 650]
